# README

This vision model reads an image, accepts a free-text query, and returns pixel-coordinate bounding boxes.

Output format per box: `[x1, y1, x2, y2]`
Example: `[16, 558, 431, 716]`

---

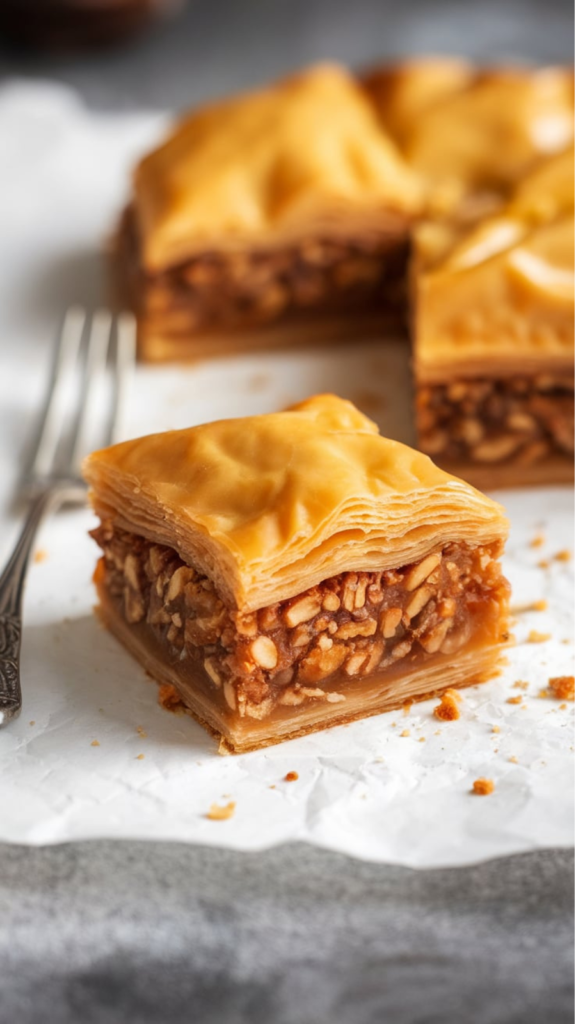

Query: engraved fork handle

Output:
[0, 488, 63, 725]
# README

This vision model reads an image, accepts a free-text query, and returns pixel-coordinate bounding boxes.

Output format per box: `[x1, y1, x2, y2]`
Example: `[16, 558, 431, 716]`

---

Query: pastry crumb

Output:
[511, 598, 548, 614]
[33, 548, 48, 564]
[529, 533, 545, 548]
[513, 680, 529, 690]
[507, 696, 523, 705]
[472, 778, 494, 796]
[433, 690, 461, 721]
[509, 756, 519, 764]
[492, 725, 501, 733]
[207, 801, 236, 821]
[29, 720, 35, 726]
[549, 676, 575, 701]
[537, 559, 550, 569]
[136, 753, 145, 760]
[136, 725, 148, 739]
[400, 728, 411, 737]
[527, 630, 551, 644]
[554, 549, 572, 562]
[158, 683, 186, 713]
[418, 736, 426, 743]
[284, 771, 299, 782]
[91, 739, 100, 747]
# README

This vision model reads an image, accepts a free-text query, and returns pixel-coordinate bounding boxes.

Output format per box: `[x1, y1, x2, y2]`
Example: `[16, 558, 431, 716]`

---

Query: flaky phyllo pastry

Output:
[84, 395, 510, 754]
[413, 146, 574, 487]
[114, 63, 423, 361]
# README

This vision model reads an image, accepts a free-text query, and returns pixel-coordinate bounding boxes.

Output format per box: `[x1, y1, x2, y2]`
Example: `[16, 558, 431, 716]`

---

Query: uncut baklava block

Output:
[83, 395, 510, 754]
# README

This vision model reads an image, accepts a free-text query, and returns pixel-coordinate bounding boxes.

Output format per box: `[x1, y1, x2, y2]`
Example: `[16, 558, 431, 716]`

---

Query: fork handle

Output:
[0, 489, 59, 726]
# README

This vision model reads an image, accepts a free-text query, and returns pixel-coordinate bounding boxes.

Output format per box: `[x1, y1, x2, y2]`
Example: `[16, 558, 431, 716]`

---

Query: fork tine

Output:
[69, 309, 113, 471]
[108, 311, 136, 446]
[28, 306, 86, 482]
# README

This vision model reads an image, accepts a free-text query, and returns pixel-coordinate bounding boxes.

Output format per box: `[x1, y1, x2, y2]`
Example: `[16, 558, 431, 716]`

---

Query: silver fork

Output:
[0, 307, 136, 726]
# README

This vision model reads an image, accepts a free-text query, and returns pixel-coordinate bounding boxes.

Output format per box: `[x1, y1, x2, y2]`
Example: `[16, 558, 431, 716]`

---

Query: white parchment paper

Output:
[0, 83, 573, 865]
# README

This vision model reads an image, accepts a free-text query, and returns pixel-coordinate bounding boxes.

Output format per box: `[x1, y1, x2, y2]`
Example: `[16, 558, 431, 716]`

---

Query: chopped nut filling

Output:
[118, 207, 408, 337]
[416, 375, 574, 465]
[92, 523, 509, 722]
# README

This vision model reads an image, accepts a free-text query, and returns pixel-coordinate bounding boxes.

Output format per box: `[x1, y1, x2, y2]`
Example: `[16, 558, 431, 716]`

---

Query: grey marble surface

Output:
[1, 842, 574, 1024]
[0, 2, 574, 1021]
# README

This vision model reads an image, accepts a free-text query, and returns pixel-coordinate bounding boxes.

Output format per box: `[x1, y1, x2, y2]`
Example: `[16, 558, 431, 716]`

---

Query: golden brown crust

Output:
[133, 63, 423, 272]
[364, 61, 574, 214]
[83, 394, 509, 612]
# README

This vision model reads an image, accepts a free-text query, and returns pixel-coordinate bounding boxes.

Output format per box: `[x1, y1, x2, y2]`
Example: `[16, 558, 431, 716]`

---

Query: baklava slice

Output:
[84, 394, 510, 754]
[414, 147, 574, 487]
[114, 63, 422, 361]
[363, 60, 574, 219]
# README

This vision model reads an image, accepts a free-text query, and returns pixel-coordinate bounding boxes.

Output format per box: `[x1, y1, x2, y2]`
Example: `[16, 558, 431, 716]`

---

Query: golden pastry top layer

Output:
[133, 64, 423, 272]
[365, 59, 574, 214]
[414, 147, 575, 378]
[83, 394, 507, 612]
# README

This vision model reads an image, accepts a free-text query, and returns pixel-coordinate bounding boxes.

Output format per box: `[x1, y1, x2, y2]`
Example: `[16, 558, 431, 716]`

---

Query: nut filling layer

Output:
[417, 375, 575, 465]
[92, 523, 509, 722]
[118, 208, 408, 336]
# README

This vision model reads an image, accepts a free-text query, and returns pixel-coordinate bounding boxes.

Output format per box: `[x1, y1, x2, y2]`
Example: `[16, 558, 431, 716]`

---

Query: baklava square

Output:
[113, 63, 422, 361]
[84, 394, 510, 753]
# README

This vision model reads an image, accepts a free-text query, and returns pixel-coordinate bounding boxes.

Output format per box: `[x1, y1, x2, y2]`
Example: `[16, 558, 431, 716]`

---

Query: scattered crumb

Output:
[91, 739, 100, 747]
[554, 549, 571, 562]
[537, 559, 550, 569]
[530, 533, 545, 548]
[507, 696, 523, 705]
[29, 720, 35, 726]
[513, 680, 529, 690]
[511, 599, 548, 614]
[284, 771, 299, 782]
[560, 703, 567, 710]
[206, 801, 236, 821]
[494, 747, 499, 753]
[472, 778, 495, 796]
[400, 728, 411, 737]
[549, 676, 575, 701]
[269, 784, 276, 789]
[136, 726, 148, 739]
[433, 691, 461, 721]
[136, 753, 145, 760]
[374, 756, 385, 763]
[434, 730, 441, 736]
[391, 721, 397, 728]
[492, 725, 501, 734]
[418, 736, 426, 743]
[158, 683, 186, 713]
[527, 630, 551, 644]
[509, 756, 519, 764]
[562, 639, 571, 645]
[33, 548, 48, 564]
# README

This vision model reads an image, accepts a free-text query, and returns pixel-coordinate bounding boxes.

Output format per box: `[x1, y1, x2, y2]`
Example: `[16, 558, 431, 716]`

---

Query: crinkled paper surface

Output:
[0, 83, 573, 865]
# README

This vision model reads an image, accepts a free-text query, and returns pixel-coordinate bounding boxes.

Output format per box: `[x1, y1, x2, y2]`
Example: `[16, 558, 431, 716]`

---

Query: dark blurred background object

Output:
[0, 0, 573, 110]
[0, 0, 184, 51]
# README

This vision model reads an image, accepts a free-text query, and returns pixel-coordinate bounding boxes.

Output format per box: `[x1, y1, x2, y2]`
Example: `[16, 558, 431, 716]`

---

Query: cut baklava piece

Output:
[83, 394, 510, 754]
[363, 60, 574, 218]
[414, 147, 574, 488]
[114, 63, 423, 361]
